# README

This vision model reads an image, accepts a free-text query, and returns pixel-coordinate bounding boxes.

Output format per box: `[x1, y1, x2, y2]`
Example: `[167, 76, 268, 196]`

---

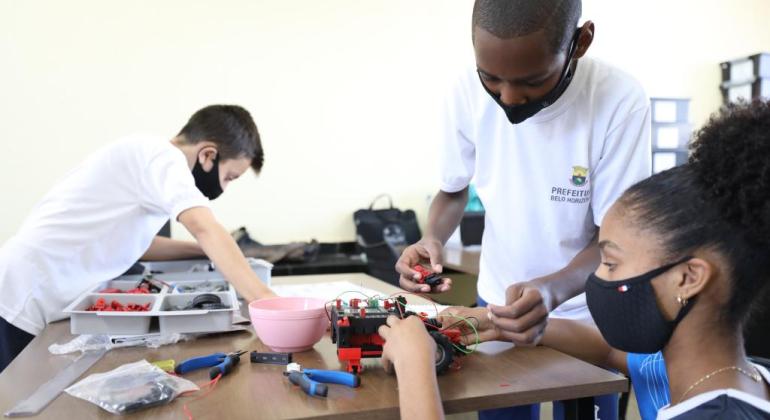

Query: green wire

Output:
[334, 290, 374, 300]
[442, 313, 480, 354]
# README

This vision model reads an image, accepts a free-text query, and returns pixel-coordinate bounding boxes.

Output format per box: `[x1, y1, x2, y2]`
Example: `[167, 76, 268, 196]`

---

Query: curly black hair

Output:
[619, 100, 770, 326]
[472, 0, 581, 53]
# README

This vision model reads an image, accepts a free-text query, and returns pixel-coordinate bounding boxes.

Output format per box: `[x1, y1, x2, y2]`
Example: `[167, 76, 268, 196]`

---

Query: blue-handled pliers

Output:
[175, 350, 246, 380]
[284, 363, 360, 397]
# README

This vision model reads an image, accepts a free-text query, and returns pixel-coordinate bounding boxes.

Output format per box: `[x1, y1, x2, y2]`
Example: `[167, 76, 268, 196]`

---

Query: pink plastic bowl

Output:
[248, 297, 329, 352]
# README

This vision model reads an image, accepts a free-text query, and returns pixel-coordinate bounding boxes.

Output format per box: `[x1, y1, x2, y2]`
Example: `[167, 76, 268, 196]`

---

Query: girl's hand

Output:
[378, 315, 436, 374]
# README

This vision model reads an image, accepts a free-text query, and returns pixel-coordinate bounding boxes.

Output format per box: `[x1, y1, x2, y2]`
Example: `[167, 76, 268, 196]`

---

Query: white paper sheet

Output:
[272, 281, 385, 301]
[408, 304, 450, 317]
[474, 341, 515, 355]
[271, 281, 449, 315]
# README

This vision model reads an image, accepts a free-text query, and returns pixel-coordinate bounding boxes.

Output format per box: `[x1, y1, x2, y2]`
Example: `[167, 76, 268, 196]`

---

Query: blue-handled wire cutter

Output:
[284, 363, 360, 397]
[175, 350, 247, 380]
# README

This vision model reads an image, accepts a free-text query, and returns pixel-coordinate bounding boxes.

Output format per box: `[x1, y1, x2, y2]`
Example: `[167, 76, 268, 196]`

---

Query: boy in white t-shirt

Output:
[0, 104, 275, 372]
[395, 0, 651, 418]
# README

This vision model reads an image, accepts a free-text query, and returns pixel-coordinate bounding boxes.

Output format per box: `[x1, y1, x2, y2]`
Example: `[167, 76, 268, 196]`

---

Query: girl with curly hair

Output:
[381, 100, 770, 419]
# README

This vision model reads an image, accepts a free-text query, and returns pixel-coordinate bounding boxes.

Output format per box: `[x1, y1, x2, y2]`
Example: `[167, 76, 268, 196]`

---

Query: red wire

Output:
[181, 373, 223, 420]
[184, 404, 194, 420]
[387, 291, 440, 320]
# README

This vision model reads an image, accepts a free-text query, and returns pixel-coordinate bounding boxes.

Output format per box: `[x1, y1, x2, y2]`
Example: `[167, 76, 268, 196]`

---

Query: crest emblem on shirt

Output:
[570, 166, 589, 187]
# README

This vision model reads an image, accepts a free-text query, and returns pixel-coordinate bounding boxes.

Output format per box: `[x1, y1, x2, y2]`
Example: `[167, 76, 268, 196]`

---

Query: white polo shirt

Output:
[441, 57, 652, 320]
[0, 134, 209, 334]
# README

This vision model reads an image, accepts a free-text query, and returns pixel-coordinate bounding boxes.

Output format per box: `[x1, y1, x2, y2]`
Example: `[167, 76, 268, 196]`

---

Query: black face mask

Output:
[478, 29, 581, 124]
[585, 257, 694, 354]
[192, 154, 223, 200]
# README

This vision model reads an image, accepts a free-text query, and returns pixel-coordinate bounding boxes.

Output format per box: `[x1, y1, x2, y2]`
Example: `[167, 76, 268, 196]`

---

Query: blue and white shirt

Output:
[627, 352, 670, 420]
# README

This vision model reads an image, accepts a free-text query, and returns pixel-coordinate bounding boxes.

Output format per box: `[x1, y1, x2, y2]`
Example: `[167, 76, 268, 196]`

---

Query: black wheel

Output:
[429, 331, 454, 374]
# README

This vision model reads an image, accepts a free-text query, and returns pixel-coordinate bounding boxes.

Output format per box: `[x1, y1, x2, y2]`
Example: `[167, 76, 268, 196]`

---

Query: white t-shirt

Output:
[0, 134, 209, 334]
[441, 57, 652, 320]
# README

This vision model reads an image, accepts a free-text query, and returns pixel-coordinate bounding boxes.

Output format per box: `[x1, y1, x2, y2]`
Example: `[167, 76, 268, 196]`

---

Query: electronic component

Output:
[412, 265, 443, 287]
[250, 352, 292, 365]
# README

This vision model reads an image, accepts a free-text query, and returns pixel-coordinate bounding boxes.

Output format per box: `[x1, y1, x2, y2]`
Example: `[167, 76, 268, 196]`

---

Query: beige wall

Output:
[1, 0, 769, 245]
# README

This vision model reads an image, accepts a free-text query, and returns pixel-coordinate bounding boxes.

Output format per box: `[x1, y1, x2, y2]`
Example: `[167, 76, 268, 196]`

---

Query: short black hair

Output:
[472, 0, 581, 53]
[178, 105, 264, 173]
[619, 100, 770, 327]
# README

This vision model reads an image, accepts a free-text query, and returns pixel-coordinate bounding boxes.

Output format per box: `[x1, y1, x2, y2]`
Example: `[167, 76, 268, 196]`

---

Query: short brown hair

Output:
[178, 104, 264, 173]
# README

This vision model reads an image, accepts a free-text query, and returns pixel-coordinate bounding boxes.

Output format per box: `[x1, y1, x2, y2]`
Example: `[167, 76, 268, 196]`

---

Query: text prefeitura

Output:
[550, 187, 591, 204]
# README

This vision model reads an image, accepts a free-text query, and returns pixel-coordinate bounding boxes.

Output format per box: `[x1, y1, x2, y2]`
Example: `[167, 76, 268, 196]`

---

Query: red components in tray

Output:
[98, 285, 152, 294]
[85, 298, 151, 312]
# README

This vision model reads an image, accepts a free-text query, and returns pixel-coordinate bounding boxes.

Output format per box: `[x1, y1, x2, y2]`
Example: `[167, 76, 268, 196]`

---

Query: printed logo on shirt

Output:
[570, 166, 589, 187]
[551, 165, 591, 204]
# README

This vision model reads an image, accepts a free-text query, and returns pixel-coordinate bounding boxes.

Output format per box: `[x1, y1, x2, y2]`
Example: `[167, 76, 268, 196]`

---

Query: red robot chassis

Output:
[330, 296, 466, 374]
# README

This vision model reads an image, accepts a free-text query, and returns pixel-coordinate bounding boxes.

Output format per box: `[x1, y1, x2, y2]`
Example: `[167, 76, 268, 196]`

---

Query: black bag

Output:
[354, 195, 421, 248]
[353, 195, 421, 285]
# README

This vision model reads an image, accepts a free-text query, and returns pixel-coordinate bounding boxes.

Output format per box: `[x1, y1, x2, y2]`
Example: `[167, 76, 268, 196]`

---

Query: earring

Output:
[676, 295, 688, 307]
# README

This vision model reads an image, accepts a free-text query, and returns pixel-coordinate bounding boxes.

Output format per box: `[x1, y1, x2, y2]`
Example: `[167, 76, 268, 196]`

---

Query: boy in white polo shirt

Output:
[0, 105, 275, 372]
[396, 0, 651, 418]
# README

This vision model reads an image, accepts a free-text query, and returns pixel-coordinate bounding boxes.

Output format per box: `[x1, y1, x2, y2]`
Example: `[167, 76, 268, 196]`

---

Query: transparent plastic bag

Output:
[48, 334, 112, 355]
[65, 360, 198, 414]
[49, 333, 191, 355]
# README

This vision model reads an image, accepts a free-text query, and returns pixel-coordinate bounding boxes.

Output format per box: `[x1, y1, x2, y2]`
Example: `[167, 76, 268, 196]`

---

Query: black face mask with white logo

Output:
[585, 257, 694, 354]
[192, 154, 223, 200]
[478, 29, 581, 125]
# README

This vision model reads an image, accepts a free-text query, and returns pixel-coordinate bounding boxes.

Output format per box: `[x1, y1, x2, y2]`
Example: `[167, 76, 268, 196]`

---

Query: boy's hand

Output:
[487, 281, 550, 346]
[378, 316, 436, 374]
[179, 207, 275, 301]
[437, 306, 500, 344]
[395, 238, 452, 293]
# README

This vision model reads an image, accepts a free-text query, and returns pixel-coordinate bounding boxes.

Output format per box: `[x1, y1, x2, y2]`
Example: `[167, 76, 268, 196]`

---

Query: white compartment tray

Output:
[64, 273, 240, 335]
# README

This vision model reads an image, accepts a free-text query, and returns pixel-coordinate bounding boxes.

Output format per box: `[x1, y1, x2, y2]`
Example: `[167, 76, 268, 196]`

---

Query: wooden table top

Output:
[443, 245, 481, 275]
[0, 273, 626, 419]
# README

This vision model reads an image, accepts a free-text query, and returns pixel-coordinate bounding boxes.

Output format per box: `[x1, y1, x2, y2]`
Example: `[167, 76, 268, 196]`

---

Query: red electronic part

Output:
[411, 265, 443, 287]
[338, 348, 363, 373]
[440, 327, 463, 343]
[348, 333, 385, 348]
[85, 298, 151, 312]
[98, 285, 152, 294]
